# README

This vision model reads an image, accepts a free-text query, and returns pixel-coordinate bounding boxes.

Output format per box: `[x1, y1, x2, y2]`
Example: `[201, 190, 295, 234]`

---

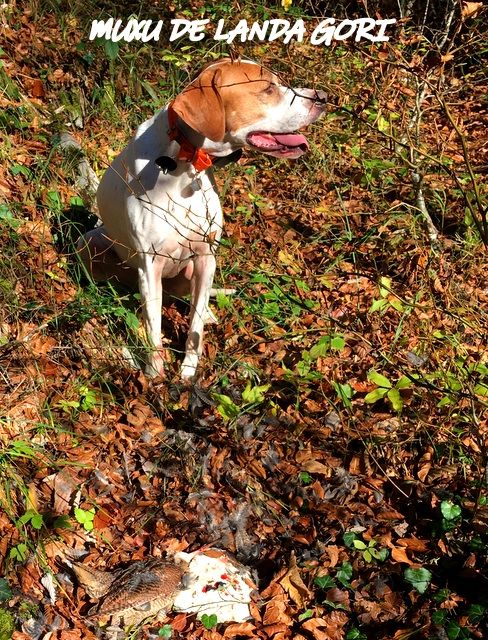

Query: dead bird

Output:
[72, 557, 188, 626]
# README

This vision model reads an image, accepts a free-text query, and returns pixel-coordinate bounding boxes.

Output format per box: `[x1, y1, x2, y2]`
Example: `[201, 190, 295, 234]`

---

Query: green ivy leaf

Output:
[314, 574, 336, 589]
[440, 500, 462, 521]
[467, 603, 486, 624]
[343, 532, 357, 548]
[201, 613, 218, 629]
[104, 39, 119, 61]
[445, 619, 462, 639]
[346, 629, 368, 640]
[0, 578, 12, 601]
[336, 562, 353, 587]
[404, 567, 432, 594]
[353, 539, 367, 550]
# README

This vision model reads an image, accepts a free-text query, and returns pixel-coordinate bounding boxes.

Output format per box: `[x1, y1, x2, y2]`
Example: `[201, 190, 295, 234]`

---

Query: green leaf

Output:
[17, 511, 34, 526]
[367, 370, 392, 388]
[369, 298, 389, 313]
[0, 578, 12, 602]
[440, 500, 462, 521]
[74, 507, 95, 532]
[314, 574, 336, 590]
[200, 613, 218, 629]
[323, 599, 347, 610]
[353, 539, 367, 550]
[104, 39, 119, 61]
[389, 298, 405, 312]
[309, 337, 330, 359]
[158, 624, 173, 638]
[299, 471, 313, 485]
[336, 562, 353, 587]
[404, 567, 432, 594]
[377, 548, 389, 562]
[30, 513, 43, 530]
[445, 620, 462, 639]
[364, 387, 388, 404]
[474, 382, 488, 396]
[377, 115, 390, 134]
[330, 335, 345, 350]
[363, 549, 372, 562]
[11, 440, 36, 457]
[379, 276, 392, 297]
[467, 603, 486, 623]
[438, 395, 454, 407]
[387, 388, 403, 412]
[124, 311, 139, 330]
[10, 164, 32, 178]
[70, 195, 84, 207]
[343, 532, 357, 548]
[213, 393, 240, 421]
[397, 376, 413, 389]
[241, 382, 270, 405]
[47, 190, 62, 210]
[432, 609, 448, 624]
[333, 382, 354, 408]
[216, 291, 232, 309]
[298, 609, 314, 621]
[346, 629, 367, 640]
[9, 542, 28, 561]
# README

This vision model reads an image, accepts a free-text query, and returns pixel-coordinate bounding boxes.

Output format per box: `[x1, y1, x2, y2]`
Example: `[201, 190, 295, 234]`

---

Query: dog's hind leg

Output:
[77, 227, 138, 287]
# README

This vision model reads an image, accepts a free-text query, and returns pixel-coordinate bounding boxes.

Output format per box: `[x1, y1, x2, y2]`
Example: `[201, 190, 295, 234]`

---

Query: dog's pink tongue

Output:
[248, 132, 309, 150]
[272, 133, 309, 149]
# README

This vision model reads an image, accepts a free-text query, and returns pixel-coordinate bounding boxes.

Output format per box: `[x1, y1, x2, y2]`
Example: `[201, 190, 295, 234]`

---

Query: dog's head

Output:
[171, 58, 326, 159]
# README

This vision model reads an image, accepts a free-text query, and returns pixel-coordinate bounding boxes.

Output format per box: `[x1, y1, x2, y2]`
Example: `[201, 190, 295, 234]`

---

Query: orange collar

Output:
[167, 102, 213, 172]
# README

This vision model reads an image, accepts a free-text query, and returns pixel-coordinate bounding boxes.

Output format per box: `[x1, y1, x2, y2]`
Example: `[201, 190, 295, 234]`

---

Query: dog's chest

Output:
[134, 168, 223, 246]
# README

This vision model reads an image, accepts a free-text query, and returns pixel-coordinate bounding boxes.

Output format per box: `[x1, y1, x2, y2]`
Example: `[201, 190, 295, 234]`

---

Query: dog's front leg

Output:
[180, 252, 217, 380]
[138, 257, 165, 377]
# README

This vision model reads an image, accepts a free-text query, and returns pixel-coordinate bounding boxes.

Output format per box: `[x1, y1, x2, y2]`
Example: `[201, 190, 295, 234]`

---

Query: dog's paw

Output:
[180, 353, 198, 381]
[145, 351, 167, 378]
[201, 306, 218, 325]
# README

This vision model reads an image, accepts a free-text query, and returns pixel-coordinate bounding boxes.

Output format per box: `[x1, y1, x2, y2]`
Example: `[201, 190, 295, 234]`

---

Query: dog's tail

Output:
[56, 132, 100, 214]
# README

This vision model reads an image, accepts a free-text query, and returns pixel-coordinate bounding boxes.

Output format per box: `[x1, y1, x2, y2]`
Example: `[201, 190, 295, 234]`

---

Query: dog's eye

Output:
[263, 83, 277, 95]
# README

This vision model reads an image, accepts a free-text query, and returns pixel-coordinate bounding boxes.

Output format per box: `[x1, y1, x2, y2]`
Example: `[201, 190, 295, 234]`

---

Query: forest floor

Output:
[0, 3, 487, 640]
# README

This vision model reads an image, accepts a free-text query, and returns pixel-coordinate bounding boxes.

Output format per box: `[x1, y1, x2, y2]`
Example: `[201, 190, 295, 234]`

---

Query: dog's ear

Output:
[172, 68, 225, 142]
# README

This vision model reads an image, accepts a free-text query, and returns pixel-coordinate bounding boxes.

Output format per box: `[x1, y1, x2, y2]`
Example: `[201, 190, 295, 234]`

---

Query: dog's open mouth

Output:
[246, 131, 310, 159]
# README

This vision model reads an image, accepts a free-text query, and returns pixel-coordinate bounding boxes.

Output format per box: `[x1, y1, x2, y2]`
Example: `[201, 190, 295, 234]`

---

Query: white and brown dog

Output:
[78, 58, 326, 380]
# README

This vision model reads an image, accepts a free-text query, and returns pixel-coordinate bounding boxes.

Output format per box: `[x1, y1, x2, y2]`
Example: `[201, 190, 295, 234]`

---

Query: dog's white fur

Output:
[78, 59, 326, 380]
